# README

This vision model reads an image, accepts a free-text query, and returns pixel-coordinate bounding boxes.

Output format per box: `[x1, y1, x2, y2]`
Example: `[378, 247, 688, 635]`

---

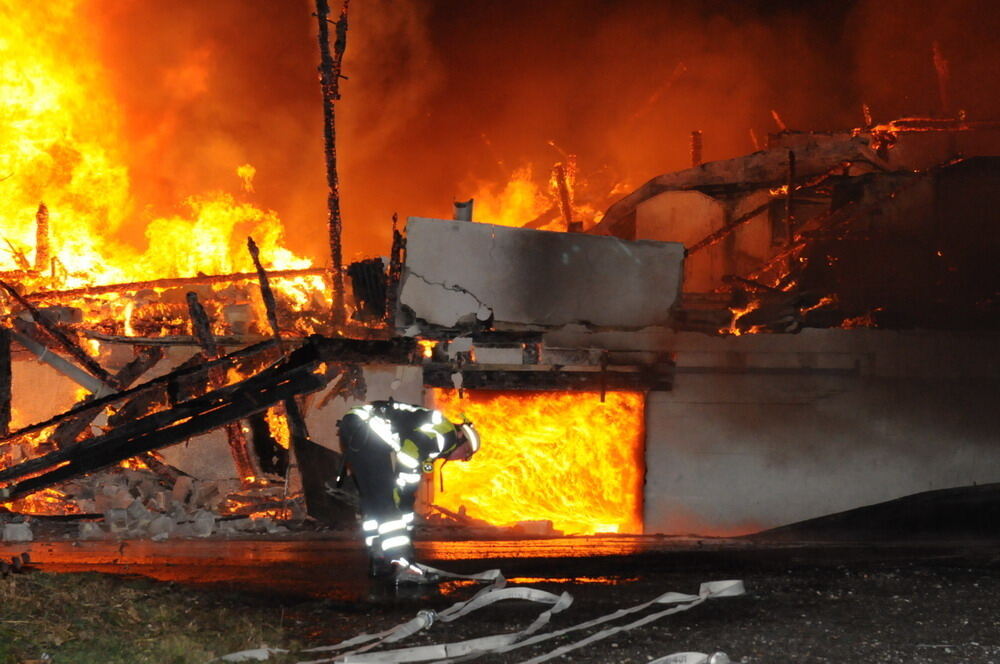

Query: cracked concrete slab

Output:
[398, 218, 685, 330]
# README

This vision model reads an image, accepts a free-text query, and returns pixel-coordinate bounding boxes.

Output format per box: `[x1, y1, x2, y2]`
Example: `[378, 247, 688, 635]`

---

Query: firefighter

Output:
[337, 399, 480, 584]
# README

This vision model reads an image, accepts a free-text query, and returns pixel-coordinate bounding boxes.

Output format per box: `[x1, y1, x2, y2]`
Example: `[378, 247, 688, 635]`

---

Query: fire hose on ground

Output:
[217, 564, 745, 664]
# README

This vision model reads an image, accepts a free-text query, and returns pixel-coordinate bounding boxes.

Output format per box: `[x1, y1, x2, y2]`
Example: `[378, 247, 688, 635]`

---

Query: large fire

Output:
[0, 2, 324, 324]
[429, 389, 645, 536]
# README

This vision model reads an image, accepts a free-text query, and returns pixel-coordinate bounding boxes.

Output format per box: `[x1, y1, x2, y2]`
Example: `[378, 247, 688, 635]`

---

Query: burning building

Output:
[0, 1, 998, 545]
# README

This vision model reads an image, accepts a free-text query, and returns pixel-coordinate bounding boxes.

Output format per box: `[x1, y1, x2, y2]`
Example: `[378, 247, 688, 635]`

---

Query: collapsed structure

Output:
[0, 117, 998, 541]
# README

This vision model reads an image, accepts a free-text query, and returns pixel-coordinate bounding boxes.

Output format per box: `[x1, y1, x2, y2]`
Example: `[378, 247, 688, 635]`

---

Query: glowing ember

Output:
[800, 295, 836, 315]
[2, 487, 81, 516]
[417, 339, 437, 359]
[722, 301, 762, 336]
[429, 389, 645, 536]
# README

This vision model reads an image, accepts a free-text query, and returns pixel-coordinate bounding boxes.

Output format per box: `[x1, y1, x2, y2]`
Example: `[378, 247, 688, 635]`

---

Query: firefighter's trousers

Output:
[338, 413, 417, 568]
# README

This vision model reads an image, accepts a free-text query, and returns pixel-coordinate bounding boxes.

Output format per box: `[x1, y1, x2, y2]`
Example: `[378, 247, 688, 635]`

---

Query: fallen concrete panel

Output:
[398, 218, 685, 330]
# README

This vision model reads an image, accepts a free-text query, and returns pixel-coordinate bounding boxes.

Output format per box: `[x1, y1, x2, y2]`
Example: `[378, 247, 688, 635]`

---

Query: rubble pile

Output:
[0, 467, 304, 542]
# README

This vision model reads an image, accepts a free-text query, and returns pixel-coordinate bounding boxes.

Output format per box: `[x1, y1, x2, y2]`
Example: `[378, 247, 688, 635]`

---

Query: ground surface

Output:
[1, 535, 998, 663]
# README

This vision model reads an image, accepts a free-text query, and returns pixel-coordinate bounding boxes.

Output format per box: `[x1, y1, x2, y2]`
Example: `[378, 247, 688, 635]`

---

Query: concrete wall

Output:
[642, 328, 1000, 535]
[400, 217, 685, 330]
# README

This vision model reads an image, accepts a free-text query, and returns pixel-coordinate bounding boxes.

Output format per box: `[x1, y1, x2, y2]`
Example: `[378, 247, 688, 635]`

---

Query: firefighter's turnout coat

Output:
[338, 400, 460, 566]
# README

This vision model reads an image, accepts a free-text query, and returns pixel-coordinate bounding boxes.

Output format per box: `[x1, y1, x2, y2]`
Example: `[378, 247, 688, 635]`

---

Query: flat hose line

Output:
[217, 564, 745, 664]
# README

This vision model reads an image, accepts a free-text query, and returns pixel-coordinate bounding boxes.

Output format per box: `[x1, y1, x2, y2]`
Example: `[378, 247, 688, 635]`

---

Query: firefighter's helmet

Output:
[446, 419, 480, 461]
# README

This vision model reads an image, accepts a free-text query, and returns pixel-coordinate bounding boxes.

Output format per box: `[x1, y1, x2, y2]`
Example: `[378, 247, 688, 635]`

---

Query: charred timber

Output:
[553, 164, 577, 232]
[784, 150, 797, 245]
[0, 336, 368, 494]
[187, 291, 257, 481]
[106, 352, 207, 430]
[247, 237, 284, 347]
[50, 345, 164, 450]
[314, 0, 350, 326]
[385, 214, 404, 326]
[0, 339, 280, 451]
[1, 336, 408, 499]
[422, 362, 673, 391]
[34, 203, 50, 273]
[10, 321, 114, 396]
[0, 328, 9, 437]
[741, 160, 958, 285]
[79, 331, 279, 347]
[0, 279, 122, 390]
[687, 200, 772, 255]
[0, 335, 412, 457]
[24, 267, 330, 303]
[248, 237, 329, 516]
[0, 357, 327, 499]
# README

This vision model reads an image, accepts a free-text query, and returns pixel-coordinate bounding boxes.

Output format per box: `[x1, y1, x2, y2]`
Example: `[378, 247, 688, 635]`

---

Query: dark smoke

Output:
[84, 0, 1000, 263]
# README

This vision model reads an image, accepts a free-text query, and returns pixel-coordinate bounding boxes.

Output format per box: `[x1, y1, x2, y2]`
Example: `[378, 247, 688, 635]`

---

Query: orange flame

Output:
[0, 3, 327, 328]
[265, 408, 291, 450]
[417, 339, 437, 359]
[429, 389, 645, 535]
[466, 159, 613, 232]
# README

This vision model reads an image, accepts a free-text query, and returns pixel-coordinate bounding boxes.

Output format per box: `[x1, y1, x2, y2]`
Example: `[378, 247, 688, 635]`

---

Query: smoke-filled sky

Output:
[83, 0, 1000, 263]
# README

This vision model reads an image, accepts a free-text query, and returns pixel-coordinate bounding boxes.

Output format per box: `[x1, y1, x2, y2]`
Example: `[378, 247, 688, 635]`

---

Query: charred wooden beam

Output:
[140, 450, 184, 482]
[688, 200, 772, 255]
[423, 362, 673, 392]
[2, 370, 325, 499]
[24, 267, 329, 303]
[688, 163, 850, 256]
[0, 328, 9, 438]
[105, 352, 207, 436]
[722, 275, 785, 295]
[0, 338, 280, 451]
[11, 320, 116, 396]
[741, 162, 956, 285]
[385, 213, 404, 326]
[247, 238, 283, 346]
[0, 280, 121, 390]
[187, 291, 257, 482]
[34, 203, 50, 274]
[79, 331, 274, 347]
[315, 0, 350, 327]
[4, 238, 31, 272]
[553, 164, 578, 232]
[0, 339, 334, 497]
[783, 150, 797, 245]
[0, 335, 410, 457]
[248, 237, 335, 517]
[50, 345, 164, 450]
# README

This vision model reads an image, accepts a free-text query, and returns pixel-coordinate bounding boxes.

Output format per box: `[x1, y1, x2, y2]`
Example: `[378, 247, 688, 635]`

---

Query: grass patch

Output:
[0, 571, 303, 663]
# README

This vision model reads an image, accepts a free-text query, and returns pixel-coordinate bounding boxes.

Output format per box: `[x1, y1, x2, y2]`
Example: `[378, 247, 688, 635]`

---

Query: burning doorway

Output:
[427, 389, 645, 535]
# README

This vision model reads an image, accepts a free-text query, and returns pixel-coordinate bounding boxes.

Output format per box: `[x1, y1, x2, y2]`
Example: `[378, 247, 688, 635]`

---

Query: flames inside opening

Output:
[428, 389, 645, 536]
